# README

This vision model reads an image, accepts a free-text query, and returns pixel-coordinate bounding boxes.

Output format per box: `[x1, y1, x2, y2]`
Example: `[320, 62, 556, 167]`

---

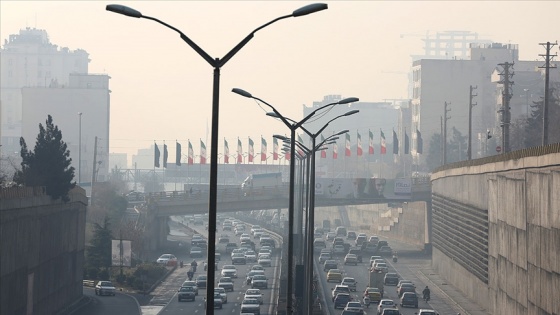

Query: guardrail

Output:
[83, 280, 95, 287]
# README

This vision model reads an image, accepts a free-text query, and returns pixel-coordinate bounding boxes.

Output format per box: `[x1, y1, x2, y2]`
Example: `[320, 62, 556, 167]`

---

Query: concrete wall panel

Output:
[551, 171, 560, 229]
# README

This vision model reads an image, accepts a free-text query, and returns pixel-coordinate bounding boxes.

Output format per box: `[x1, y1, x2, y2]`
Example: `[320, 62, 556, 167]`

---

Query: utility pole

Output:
[497, 62, 514, 153]
[91, 136, 98, 206]
[443, 101, 451, 164]
[440, 116, 443, 165]
[539, 41, 558, 146]
[467, 85, 477, 160]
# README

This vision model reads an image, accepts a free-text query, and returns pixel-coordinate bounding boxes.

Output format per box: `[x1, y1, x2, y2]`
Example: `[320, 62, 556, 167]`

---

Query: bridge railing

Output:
[145, 185, 290, 204]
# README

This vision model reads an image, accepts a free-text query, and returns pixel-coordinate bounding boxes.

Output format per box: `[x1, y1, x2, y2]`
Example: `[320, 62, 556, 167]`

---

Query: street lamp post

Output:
[233, 88, 357, 313]
[107, 4, 327, 312]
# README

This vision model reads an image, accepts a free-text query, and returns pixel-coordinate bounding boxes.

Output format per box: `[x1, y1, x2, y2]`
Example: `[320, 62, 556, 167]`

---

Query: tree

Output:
[523, 82, 560, 148]
[447, 127, 467, 163]
[86, 216, 113, 271]
[425, 133, 442, 171]
[13, 115, 75, 201]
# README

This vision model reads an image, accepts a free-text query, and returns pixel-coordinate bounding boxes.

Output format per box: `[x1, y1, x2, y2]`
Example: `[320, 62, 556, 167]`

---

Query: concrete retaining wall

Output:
[0, 187, 88, 315]
[432, 151, 560, 315]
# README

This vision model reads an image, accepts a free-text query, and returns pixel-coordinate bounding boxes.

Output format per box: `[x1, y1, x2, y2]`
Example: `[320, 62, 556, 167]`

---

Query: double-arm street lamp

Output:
[232, 87, 357, 312]
[107, 4, 327, 312]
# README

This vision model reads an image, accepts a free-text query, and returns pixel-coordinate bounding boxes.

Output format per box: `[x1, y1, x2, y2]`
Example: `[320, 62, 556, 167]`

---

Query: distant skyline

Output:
[2, 1, 558, 164]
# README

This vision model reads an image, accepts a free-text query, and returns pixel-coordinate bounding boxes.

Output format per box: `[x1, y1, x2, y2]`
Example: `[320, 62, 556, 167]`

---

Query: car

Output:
[223, 224, 233, 231]
[214, 287, 228, 303]
[260, 237, 276, 248]
[215, 253, 221, 261]
[218, 235, 230, 243]
[384, 273, 399, 285]
[313, 239, 327, 252]
[379, 246, 393, 255]
[324, 259, 338, 272]
[369, 235, 380, 244]
[333, 237, 345, 246]
[341, 277, 357, 291]
[156, 254, 177, 266]
[397, 283, 416, 297]
[348, 248, 363, 262]
[364, 287, 382, 303]
[225, 242, 237, 253]
[346, 231, 357, 240]
[240, 233, 251, 242]
[333, 293, 352, 309]
[380, 308, 401, 315]
[250, 264, 265, 272]
[319, 252, 331, 263]
[371, 258, 385, 267]
[244, 250, 257, 262]
[377, 299, 396, 314]
[95, 280, 116, 296]
[178, 286, 196, 302]
[333, 244, 346, 255]
[370, 255, 382, 266]
[363, 241, 378, 253]
[344, 254, 358, 265]
[331, 284, 351, 300]
[251, 275, 268, 289]
[416, 309, 438, 315]
[326, 232, 336, 241]
[400, 292, 419, 308]
[327, 269, 343, 282]
[250, 225, 261, 234]
[344, 301, 364, 314]
[376, 240, 388, 249]
[258, 254, 272, 267]
[244, 288, 264, 304]
[218, 277, 234, 292]
[190, 246, 203, 257]
[373, 262, 388, 273]
[181, 280, 198, 295]
[205, 292, 223, 309]
[246, 270, 266, 284]
[221, 265, 238, 278]
[397, 280, 416, 290]
[355, 235, 368, 246]
[196, 275, 207, 288]
[232, 253, 247, 265]
[335, 226, 347, 236]
[240, 298, 261, 315]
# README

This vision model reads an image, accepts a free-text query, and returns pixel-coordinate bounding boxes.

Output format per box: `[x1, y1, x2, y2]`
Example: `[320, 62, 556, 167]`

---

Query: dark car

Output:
[348, 248, 363, 263]
[225, 242, 237, 253]
[400, 292, 418, 308]
[333, 293, 352, 309]
[377, 240, 388, 250]
[196, 275, 207, 288]
[323, 260, 338, 272]
[178, 286, 196, 302]
[346, 231, 357, 240]
[384, 273, 400, 285]
[397, 283, 416, 297]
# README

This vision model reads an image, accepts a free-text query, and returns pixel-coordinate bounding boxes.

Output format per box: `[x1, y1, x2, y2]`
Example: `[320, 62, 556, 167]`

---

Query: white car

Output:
[378, 299, 396, 314]
[341, 277, 357, 291]
[221, 265, 238, 278]
[241, 298, 261, 315]
[344, 301, 364, 313]
[244, 250, 257, 262]
[214, 287, 228, 304]
[258, 250, 271, 258]
[333, 244, 345, 255]
[250, 265, 265, 272]
[373, 262, 388, 273]
[95, 280, 116, 296]
[181, 280, 198, 295]
[156, 254, 177, 265]
[250, 225, 261, 234]
[244, 288, 264, 304]
[240, 233, 251, 242]
[258, 254, 272, 267]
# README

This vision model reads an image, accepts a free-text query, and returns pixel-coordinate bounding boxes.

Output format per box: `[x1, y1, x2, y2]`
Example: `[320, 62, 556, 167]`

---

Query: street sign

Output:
[496, 146, 502, 152]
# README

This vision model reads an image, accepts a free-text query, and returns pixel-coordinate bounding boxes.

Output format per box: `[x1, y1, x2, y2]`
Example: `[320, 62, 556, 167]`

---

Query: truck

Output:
[322, 220, 331, 232]
[369, 270, 385, 298]
[241, 172, 283, 196]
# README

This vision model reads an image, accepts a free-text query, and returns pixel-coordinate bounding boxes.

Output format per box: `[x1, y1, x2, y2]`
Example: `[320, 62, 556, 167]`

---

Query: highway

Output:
[157, 216, 282, 315]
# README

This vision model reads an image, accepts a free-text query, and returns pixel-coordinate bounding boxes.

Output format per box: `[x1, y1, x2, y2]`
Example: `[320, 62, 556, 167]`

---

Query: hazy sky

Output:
[2, 1, 558, 161]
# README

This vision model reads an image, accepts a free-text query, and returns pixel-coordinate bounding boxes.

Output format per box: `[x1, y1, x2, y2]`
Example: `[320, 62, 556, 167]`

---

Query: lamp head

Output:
[231, 88, 252, 98]
[267, 112, 280, 118]
[106, 4, 142, 18]
[344, 110, 359, 116]
[292, 3, 328, 17]
[339, 97, 359, 104]
[336, 130, 349, 136]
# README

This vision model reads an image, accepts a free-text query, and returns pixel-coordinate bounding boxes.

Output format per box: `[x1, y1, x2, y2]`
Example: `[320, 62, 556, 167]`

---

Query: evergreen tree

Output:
[426, 133, 442, 171]
[524, 82, 560, 147]
[13, 115, 75, 201]
[86, 216, 113, 270]
[448, 127, 467, 163]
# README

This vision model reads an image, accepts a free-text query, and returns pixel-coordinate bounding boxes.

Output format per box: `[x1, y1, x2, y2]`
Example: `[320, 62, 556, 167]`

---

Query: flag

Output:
[224, 139, 229, 164]
[345, 133, 351, 156]
[333, 141, 338, 159]
[188, 140, 194, 165]
[416, 129, 423, 154]
[393, 130, 399, 155]
[163, 143, 168, 168]
[285, 148, 291, 160]
[357, 131, 363, 156]
[261, 137, 267, 161]
[405, 130, 410, 154]
[380, 129, 387, 154]
[273, 137, 279, 160]
[200, 140, 207, 164]
[297, 134, 305, 156]
[154, 143, 160, 168]
[248, 138, 254, 163]
[320, 135, 327, 158]
[176, 142, 182, 166]
[237, 138, 243, 163]
[368, 129, 374, 154]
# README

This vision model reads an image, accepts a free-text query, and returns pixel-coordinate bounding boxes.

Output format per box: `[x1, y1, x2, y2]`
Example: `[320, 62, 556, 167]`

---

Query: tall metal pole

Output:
[467, 86, 477, 160]
[443, 102, 451, 164]
[78, 112, 82, 184]
[287, 127, 296, 314]
[497, 62, 514, 153]
[306, 135, 317, 315]
[539, 41, 557, 145]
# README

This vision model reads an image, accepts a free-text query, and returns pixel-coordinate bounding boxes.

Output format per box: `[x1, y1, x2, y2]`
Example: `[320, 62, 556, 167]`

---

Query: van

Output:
[313, 239, 326, 252]
[336, 226, 347, 237]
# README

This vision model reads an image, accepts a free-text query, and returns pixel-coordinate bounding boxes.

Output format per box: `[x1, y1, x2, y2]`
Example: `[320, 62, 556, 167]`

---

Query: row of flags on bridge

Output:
[153, 129, 423, 168]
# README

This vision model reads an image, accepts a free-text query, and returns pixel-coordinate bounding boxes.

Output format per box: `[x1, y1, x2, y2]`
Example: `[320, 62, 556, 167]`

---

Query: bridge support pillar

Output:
[146, 216, 169, 251]
[424, 200, 433, 254]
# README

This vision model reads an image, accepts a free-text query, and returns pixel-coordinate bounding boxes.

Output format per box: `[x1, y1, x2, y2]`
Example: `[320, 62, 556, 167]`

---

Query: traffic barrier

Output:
[83, 280, 95, 287]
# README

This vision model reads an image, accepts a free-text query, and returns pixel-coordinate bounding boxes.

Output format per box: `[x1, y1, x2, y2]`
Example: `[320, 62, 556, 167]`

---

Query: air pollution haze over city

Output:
[1, 1, 558, 164]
